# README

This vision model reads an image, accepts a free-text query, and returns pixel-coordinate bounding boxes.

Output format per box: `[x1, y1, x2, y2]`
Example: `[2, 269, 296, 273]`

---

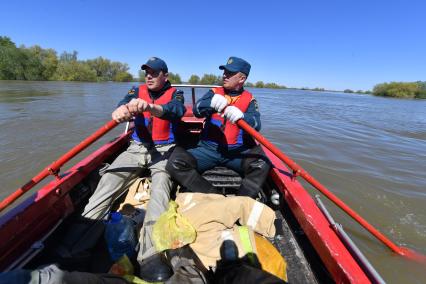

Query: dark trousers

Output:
[166, 141, 271, 198]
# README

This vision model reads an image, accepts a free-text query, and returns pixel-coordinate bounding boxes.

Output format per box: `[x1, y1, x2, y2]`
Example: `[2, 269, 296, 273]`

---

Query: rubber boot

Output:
[238, 145, 271, 198]
[139, 252, 174, 282]
[166, 147, 216, 194]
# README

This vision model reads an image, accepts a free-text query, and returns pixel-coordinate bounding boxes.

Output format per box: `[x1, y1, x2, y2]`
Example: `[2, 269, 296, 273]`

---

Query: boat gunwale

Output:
[0, 131, 131, 270]
[263, 146, 371, 283]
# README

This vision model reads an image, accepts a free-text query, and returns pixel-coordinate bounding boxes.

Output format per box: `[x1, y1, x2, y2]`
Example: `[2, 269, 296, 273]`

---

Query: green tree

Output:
[138, 70, 146, 82]
[113, 71, 133, 82]
[52, 60, 97, 81]
[0, 36, 145, 83]
[188, 74, 200, 84]
[200, 74, 216, 85]
[41, 49, 59, 80]
[109, 62, 131, 82]
[415, 81, 426, 98]
[264, 82, 284, 89]
[0, 36, 15, 48]
[19, 45, 58, 80]
[1, 38, 59, 81]
[245, 82, 254, 87]
[0, 36, 26, 80]
[416, 81, 426, 91]
[20, 48, 44, 80]
[344, 89, 354, 93]
[86, 56, 112, 81]
[255, 81, 264, 88]
[25, 46, 59, 80]
[60, 51, 78, 62]
[200, 74, 222, 85]
[168, 72, 182, 84]
[373, 82, 419, 98]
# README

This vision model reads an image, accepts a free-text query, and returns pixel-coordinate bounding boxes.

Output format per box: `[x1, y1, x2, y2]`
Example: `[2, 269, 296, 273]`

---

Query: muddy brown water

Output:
[0, 81, 425, 282]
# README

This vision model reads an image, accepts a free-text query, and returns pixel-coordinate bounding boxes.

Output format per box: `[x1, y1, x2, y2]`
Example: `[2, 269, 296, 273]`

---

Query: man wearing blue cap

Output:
[167, 56, 271, 198]
[59, 57, 186, 262]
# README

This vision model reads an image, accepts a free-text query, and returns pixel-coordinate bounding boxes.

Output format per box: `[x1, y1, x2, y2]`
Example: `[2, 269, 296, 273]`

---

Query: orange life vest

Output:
[132, 84, 176, 144]
[202, 87, 253, 146]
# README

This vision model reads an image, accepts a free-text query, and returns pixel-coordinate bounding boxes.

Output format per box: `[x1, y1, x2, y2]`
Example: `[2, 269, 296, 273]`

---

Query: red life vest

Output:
[132, 84, 176, 144]
[202, 87, 253, 146]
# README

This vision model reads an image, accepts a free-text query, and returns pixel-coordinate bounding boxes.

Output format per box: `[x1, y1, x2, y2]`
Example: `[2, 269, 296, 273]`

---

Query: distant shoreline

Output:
[3, 79, 426, 99]
[2, 36, 424, 99]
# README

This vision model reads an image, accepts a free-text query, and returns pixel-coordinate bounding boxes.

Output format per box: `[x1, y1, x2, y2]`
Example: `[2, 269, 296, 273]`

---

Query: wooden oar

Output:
[237, 119, 426, 263]
[0, 120, 118, 213]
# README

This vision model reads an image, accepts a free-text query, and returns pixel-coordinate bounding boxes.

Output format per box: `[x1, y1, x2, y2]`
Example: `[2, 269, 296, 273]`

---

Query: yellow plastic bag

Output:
[108, 255, 134, 276]
[152, 201, 196, 251]
[123, 275, 162, 284]
[110, 255, 161, 284]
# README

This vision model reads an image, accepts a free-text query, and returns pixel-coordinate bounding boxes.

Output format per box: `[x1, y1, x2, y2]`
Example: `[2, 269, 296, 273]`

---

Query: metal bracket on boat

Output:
[314, 195, 386, 284]
[48, 167, 61, 181]
[291, 169, 301, 181]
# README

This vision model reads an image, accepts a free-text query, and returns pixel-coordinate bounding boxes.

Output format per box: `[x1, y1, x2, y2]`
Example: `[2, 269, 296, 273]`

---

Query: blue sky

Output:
[1, 0, 425, 90]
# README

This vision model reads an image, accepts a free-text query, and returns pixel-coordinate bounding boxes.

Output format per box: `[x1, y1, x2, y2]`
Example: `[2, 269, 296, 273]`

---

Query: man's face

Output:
[144, 67, 168, 91]
[222, 70, 246, 90]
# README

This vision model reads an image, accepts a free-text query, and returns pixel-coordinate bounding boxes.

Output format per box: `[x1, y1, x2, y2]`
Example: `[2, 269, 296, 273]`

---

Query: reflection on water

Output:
[0, 81, 425, 282]
[0, 90, 56, 103]
[0, 81, 58, 103]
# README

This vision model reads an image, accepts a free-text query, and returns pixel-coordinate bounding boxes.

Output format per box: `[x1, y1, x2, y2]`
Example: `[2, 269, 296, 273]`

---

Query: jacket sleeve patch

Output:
[251, 98, 259, 112]
[127, 87, 136, 95]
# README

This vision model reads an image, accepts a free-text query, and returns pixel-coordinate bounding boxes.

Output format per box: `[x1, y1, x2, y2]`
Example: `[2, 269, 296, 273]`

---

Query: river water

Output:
[0, 81, 425, 282]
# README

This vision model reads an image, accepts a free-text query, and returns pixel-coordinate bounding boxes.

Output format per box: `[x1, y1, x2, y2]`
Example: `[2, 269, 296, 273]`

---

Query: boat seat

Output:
[202, 166, 242, 193]
[202, 167, 268, 204]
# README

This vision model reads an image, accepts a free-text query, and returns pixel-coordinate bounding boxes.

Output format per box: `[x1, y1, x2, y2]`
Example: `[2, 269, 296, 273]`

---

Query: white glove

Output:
[223, 106, 244, 123]
[210, 94, 228, 112]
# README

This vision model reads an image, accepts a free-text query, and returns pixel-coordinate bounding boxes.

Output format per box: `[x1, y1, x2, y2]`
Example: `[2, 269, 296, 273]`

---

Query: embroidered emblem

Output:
[252, 99, 259, 111]
[128, 87, 136, 95]
[227, 58, 233, 64]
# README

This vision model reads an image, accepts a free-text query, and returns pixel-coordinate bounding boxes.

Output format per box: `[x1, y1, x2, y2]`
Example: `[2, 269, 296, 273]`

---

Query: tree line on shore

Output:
[0, 36, 133, 82]
[372, 81, 426, 99]
[138, 70, 286, 89]
[290, 82, 425, 99]
[1, 36, 424, 98]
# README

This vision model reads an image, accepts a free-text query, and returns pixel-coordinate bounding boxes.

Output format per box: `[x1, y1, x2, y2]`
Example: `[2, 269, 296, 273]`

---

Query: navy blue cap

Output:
[141, 57, 168, 73]
[219, 56, 251, 76]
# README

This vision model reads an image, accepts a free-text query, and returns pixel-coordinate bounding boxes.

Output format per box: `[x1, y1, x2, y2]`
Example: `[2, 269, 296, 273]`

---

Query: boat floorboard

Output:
[273, 209, 318, 284]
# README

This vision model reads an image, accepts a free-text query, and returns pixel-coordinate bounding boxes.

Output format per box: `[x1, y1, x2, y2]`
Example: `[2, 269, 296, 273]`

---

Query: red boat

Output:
[0, 85, 385, 283]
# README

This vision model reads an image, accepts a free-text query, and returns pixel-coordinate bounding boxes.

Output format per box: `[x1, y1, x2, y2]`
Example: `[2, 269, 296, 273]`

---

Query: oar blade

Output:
[399, 247, 426, 265]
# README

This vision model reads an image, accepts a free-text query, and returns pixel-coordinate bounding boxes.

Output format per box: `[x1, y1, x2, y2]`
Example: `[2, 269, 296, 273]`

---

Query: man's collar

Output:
[224, 87, 244, 96]
[149, 81, 172, 98]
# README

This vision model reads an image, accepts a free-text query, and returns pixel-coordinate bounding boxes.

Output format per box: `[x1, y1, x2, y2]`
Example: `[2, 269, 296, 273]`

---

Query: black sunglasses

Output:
[144, 70, 161, 78]
[223, 70, 238, 78]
